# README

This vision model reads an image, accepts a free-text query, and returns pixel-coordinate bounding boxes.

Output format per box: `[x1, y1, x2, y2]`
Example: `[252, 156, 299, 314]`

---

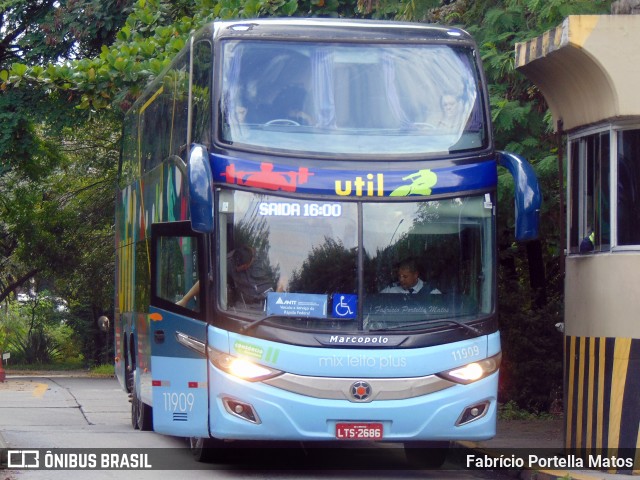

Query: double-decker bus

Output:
[114, 18, 541, 466]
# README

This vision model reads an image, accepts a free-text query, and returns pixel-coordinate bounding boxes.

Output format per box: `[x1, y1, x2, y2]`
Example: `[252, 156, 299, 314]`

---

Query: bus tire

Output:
[190, 437, 228, 463]
[131, 373, 153, 431]
[404, 441, 449, 468]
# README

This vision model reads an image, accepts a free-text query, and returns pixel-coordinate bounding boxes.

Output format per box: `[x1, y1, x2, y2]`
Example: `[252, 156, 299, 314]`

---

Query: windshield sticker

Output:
[267, 292, 327, 318]
[369, 305, 450, 315]
[233, 340, 281, 364]
[233, 341, 263, 359]
[221, 162, 312, 192]
[332, 294, 357, 319]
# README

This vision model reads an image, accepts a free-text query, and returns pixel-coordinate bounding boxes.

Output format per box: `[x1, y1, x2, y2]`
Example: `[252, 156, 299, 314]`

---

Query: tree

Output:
[0, 1, 129, 364]
[0, 0, 135, 67]
[0, 0, 133, 308]
[0, 109, 118, 364]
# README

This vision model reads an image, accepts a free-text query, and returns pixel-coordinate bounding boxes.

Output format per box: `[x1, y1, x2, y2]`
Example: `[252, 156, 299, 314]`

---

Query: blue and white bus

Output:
[114, 18, 541, 466]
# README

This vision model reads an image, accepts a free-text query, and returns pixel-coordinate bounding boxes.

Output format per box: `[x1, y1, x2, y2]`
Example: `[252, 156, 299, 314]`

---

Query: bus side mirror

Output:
[497, 151, 542, 242]
[188, 144, 214, 233]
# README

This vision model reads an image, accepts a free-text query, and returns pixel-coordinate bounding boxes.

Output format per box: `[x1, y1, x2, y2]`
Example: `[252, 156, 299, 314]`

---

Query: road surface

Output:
[0, 373, 504, 479]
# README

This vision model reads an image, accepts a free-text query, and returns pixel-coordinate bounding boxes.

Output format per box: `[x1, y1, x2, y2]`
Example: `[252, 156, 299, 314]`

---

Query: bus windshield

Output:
[218, 190, 494, 332]
[219, 40, 486, 156]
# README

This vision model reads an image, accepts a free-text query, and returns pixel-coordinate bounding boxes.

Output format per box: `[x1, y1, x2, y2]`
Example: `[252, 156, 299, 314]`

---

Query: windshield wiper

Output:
[240, 315, 328, 334]
[240, 315, 280, 333]
[370, 319, 482, 336]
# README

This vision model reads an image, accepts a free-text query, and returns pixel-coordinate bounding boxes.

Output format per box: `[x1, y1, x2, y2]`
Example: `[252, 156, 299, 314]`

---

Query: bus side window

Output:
[191, 40, 213, 146]
[155, 234, 201, 313]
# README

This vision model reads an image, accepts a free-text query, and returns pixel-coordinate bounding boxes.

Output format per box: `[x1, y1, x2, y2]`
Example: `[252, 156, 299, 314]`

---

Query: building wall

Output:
[565, 254, 640, 463]
[565, 254, 640, 339]
[516, 15, 640, 131]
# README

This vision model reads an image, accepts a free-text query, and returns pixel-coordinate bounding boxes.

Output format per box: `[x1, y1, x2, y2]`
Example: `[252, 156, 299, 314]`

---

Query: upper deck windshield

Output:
[219, 40, 486, 156]
[218, 190, 494, 333]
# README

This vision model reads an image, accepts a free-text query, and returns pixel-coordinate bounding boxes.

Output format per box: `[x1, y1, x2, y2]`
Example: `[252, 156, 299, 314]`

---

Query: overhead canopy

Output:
[515, 15, 640, 132]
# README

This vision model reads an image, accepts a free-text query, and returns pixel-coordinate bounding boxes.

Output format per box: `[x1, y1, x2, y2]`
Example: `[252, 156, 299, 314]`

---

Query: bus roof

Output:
[205, 18, 474, 45]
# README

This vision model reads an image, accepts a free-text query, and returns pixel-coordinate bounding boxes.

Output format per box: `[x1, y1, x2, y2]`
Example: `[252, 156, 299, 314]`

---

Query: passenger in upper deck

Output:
[436, 93, 463, 131]
[234, 104, 248, 123]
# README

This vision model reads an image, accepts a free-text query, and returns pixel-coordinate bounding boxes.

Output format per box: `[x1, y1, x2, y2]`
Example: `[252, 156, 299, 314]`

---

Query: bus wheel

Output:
[190, 437, 227, 463]
[404, 441, 449, 468]
[131, 373, 153, 431]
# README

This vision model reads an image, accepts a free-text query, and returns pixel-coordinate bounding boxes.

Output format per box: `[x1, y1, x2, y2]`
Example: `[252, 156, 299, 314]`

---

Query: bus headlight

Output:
[208, 348, 282, 382]
[437, 352, 501, 385]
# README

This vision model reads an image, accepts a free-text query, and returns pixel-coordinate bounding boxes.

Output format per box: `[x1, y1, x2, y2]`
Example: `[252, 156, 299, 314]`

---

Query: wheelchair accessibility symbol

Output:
[333, 294, 357, 319]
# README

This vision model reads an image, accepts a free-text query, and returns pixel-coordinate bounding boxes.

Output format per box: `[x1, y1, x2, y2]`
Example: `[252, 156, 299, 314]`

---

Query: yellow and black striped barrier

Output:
[565, 336, 640, 473]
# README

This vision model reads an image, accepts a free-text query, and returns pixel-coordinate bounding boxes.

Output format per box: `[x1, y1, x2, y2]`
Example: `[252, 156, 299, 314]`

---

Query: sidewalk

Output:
[453, 417, 636, 479]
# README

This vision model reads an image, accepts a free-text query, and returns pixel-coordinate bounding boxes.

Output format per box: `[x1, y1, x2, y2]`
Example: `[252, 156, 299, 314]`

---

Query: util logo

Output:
[334, 170, 438, 197]
[335, 173, 384, 197]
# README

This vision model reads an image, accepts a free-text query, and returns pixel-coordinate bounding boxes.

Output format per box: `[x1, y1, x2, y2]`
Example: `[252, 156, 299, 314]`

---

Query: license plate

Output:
[335, 422, 383, 440]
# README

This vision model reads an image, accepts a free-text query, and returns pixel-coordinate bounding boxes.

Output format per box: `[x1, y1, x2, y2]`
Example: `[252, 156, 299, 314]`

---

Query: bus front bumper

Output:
[207, 364, 498, 442]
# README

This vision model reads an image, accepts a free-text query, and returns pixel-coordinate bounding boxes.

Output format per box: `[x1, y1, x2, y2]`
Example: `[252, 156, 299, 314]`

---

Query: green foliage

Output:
[0, 90, 61, 179]
[1, 109, 118, 364]
[295, 0, 362, 18]
[392, 0, 439, 21]
[2, 294, 82, 365]
[11, 328, 61, 364]
[462, 0, 611, 163]
[64, 304, 111, 367]
[89, 363, 116, 377]
[499, 400, 555, 420]
[0, 0, 136, 69]
[5, 358, 85, 371]
[497, 256, 564, 411]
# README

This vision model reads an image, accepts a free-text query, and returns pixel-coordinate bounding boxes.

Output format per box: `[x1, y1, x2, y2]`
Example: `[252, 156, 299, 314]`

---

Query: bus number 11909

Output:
[163, 392, 195, 412]
[451, 345, 481, 362]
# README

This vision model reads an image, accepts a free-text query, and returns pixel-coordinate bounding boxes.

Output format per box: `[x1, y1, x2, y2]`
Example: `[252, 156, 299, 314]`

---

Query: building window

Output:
[568, 131, 610, 254]
[617, 129, 640, 246]
[569, 127, 640, 254]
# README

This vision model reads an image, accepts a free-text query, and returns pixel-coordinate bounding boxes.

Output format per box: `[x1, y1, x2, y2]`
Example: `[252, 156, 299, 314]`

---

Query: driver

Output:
[271, 85, 313, 125]
[381, 257, 441, 295]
